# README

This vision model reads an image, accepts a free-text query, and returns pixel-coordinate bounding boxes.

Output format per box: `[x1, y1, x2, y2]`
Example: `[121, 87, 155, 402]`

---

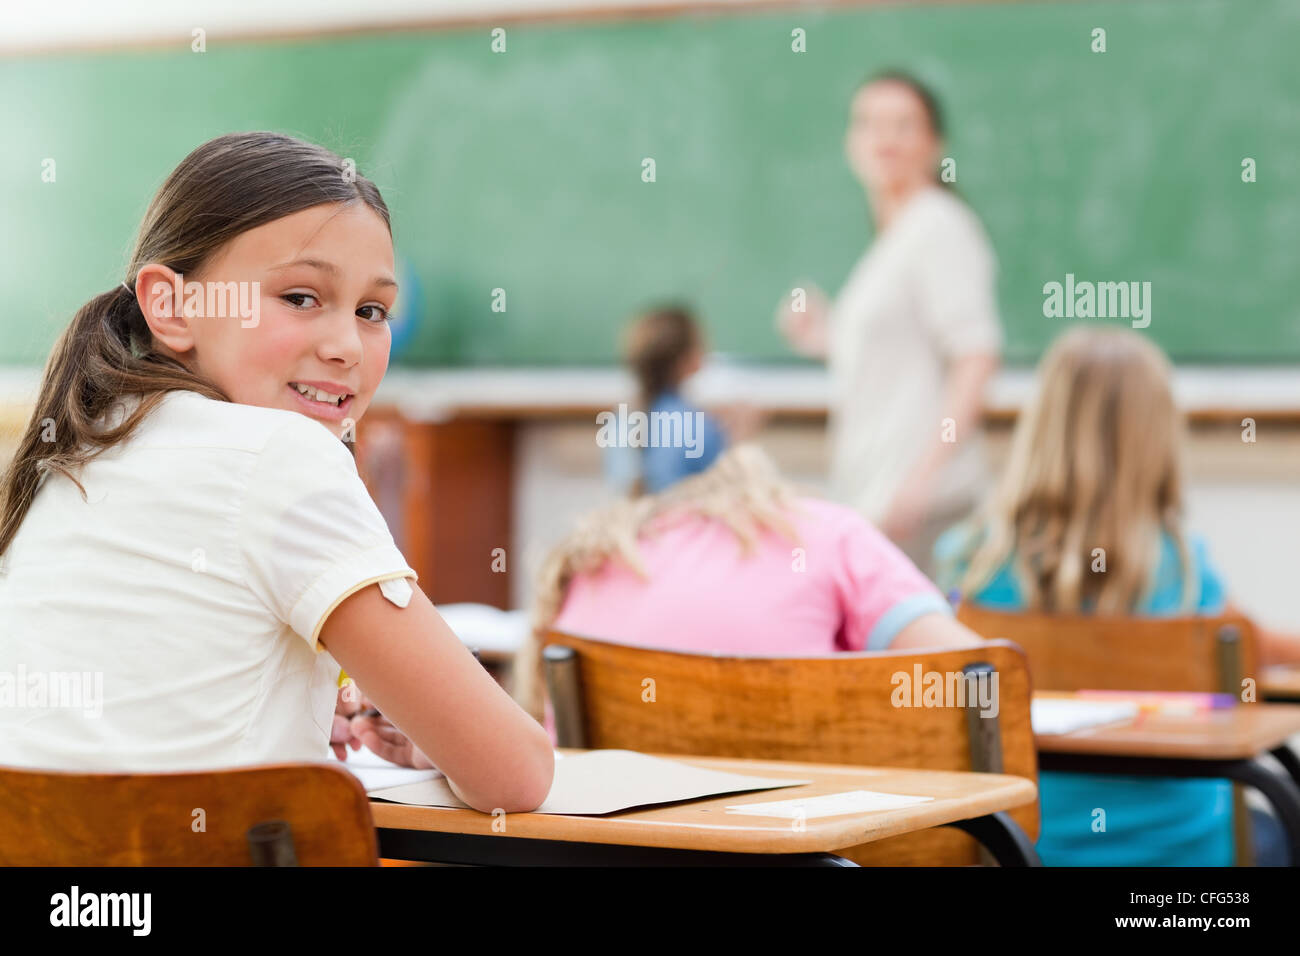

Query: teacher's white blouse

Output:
[0, 390, 417, 771]
[826, 185, 1003, 524]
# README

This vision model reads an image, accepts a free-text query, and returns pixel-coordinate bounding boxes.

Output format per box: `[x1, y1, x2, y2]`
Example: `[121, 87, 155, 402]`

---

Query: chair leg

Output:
[1270, 743, 1300, 788]
[1232, 785, 1256, 866]
[247, 820, 299, 866]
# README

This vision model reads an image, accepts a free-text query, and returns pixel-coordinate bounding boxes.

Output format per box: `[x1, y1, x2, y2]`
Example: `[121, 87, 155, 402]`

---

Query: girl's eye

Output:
[282, 292, 390, 323]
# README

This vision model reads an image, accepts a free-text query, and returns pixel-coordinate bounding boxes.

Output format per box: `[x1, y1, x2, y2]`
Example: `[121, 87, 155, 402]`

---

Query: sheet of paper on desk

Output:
[334, 746, 568, 793]
[331, 745, 442, 792]
[1031, 698, 1139, 735]
[725, 789, 934, 819]
[367, 749, 809, 815]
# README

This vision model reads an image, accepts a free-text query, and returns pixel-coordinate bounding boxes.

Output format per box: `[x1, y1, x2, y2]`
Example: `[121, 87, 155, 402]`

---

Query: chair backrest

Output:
[541, 630, 1038, 866]
[955, 605, 1258, 695]
[0, 762, 378, 865]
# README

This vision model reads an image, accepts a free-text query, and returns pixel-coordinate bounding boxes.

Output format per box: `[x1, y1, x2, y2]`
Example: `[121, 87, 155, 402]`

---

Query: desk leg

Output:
[943, 812, 1041, 867]
[377, 829, 858, 866]
[1039, 753, 1300, 866]
[1270, 744, 1300, 790]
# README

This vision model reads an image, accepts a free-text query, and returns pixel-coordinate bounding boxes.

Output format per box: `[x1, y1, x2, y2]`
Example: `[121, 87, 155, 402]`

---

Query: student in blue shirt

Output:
[606, 305, 729, 495]
[935, 325, 1300, 866]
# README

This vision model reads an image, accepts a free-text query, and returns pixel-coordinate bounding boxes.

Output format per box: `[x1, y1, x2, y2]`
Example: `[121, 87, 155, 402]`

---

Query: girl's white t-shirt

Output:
[0, 389, 417, 771]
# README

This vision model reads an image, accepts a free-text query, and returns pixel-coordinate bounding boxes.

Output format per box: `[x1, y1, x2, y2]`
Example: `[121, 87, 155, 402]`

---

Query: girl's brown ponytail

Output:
[0, 283, 226, 559]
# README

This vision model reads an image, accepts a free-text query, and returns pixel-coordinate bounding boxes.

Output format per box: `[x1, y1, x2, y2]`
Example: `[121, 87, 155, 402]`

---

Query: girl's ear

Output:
[136, 263, 197, 355]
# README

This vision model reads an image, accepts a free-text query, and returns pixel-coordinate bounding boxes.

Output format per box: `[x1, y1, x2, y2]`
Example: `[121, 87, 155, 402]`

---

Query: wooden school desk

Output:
[370, 751, 1040, 866]
[1262, 665, 1300, 703]
[1033, 692, 1300, 862]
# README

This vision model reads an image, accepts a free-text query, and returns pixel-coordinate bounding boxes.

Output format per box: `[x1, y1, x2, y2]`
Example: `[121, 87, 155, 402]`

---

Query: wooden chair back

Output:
[0, 762, 378, 865]
[956, 605, 1261, 865]
[955, 605, 1258, 695]
[541, 630, 1038, 866]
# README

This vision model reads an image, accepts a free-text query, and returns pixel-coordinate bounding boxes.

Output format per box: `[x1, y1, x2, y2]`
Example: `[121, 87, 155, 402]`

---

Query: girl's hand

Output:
[330, 682, 365, 761]
[347, 693, 439, 770]
[776, 282, 830, 359]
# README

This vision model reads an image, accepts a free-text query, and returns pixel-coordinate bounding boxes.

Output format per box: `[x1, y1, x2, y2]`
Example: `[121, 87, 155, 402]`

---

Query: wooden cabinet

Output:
[355, 409, 515, 609]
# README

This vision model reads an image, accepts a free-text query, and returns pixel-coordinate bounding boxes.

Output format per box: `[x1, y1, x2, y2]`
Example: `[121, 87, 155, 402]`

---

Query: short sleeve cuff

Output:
[290, 544, 419, 652]
[938, 325, 1002, 361]
[865, 592, 954, 651]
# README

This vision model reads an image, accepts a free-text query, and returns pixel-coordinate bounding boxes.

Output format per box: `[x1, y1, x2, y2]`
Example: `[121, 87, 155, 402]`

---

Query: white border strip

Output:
[2, 364, 1296, 422]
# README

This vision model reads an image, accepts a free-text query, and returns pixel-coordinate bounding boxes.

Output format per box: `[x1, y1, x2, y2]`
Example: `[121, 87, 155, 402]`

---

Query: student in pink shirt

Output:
[514, 444, 984, 725]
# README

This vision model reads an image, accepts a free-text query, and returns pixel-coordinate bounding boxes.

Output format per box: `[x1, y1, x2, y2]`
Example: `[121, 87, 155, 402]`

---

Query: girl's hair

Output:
[946, 325, 1192, 615]
[622, 304, 702, 410]
[859, 69, 945, 138]
[0, 131, 391, 560]
[514, 443, 801, 720]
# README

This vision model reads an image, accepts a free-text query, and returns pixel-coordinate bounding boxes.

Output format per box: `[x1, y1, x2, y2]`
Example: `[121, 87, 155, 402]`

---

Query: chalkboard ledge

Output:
[371, 364, 1300, 427]
[1, 365, 1297, 428]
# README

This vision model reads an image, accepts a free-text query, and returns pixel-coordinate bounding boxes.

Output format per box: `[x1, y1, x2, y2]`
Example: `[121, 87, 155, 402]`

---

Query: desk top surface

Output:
[1262, 665, 1300, 698]
[1033, 692, 1300, 759]
[369, 750, 1037, 855]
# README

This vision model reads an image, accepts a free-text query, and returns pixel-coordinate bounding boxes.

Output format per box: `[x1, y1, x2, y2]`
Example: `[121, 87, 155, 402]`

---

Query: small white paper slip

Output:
[1031, 699, 1139, 736]
[724, 789, 934, 819]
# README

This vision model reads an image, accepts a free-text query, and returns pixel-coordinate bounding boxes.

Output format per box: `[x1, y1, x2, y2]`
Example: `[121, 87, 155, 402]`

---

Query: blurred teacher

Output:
[780, 71, 1002, 577]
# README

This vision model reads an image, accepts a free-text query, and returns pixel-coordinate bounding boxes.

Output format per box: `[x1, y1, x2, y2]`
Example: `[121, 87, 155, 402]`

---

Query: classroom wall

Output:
[4, 0, 757, 52]
[511, 421, 1300, 632]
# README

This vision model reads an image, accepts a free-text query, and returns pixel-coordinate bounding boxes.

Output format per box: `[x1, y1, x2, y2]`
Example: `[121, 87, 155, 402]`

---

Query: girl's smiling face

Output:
[137, 201, 397, 438]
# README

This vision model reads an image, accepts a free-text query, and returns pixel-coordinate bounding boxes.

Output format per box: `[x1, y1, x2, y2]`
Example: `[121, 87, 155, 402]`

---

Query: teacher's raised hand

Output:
[775, 281, 830, 359]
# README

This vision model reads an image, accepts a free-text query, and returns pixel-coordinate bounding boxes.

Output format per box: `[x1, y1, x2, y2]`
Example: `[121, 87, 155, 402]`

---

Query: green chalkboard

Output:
[2, 0, 1297, 366]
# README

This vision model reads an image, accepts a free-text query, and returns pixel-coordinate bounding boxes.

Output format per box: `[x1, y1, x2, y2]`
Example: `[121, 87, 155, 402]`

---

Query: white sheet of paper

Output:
[368, 749, 809, 815]
[1031, 698, 1139, 735]
[334, 746, 566, 793]
[331, 745, 442, 792]
[724, 789, 934, 819]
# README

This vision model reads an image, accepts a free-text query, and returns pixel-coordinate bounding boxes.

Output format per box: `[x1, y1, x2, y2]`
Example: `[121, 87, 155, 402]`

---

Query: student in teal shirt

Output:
[937, 525, 1242, 866]
[935, 326, 1293, 866]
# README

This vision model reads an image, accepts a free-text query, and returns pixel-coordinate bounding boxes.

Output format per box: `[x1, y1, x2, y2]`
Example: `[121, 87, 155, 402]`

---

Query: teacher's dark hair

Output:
[0, 131, 392, 560]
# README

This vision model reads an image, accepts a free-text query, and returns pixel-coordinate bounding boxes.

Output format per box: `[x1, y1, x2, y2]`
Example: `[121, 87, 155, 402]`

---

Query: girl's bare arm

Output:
[320, 583, 554, 813]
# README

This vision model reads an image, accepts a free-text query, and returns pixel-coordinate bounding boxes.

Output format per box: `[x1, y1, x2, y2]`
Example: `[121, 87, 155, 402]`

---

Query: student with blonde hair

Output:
[516, 443, 983, 724]
[936, 324, 1299, 866]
